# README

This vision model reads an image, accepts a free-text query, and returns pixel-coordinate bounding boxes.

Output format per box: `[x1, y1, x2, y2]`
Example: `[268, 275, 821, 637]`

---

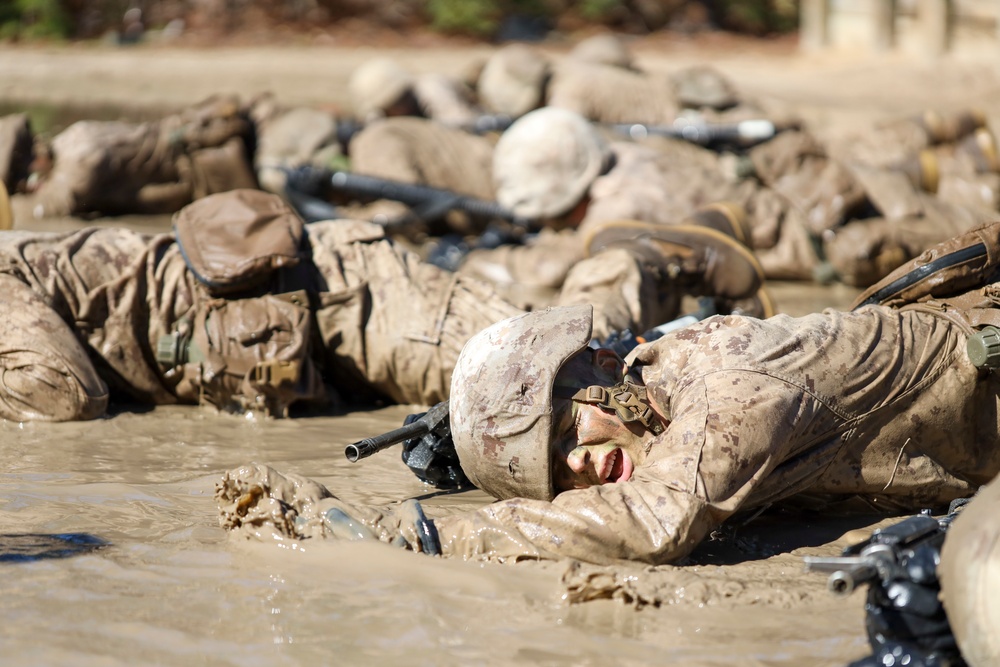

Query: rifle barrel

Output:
[345, 421, 430, 462]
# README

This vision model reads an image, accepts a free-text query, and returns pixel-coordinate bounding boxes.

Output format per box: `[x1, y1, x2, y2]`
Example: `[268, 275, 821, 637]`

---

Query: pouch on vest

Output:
[168, 291, 325, 416]
[173, 189, 304, 295]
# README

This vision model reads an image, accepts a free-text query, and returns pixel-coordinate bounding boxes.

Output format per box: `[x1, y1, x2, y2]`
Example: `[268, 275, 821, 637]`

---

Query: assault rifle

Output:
[457, 113, 515, 135]
[804, 512, 946, 597]
[609, 118, 778, 148]
[804, 501, 972, 667]
[344, 304, 720, 488]
[284, 166, 533, 230]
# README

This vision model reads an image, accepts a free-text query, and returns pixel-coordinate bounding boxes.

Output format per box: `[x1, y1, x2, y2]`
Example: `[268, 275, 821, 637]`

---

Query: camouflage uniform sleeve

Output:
[434, 370, 820, 565]
[432, 481, 714, 564]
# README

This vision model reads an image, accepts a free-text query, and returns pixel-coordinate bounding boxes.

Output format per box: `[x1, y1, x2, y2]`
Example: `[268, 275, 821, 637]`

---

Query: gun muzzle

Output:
[345, 421, 430, 462]
[827, 564, 877, 597]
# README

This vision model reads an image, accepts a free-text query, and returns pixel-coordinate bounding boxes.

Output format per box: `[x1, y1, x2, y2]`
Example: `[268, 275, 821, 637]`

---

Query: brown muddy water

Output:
[1, 402, 877, 667]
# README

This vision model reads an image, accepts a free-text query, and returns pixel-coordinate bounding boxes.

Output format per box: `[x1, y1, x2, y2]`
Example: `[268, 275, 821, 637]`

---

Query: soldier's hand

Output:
[322, 499, 441, 555]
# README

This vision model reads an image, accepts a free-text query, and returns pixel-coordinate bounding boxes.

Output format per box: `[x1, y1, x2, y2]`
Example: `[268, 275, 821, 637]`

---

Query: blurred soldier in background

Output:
[26, 95, 257, 218]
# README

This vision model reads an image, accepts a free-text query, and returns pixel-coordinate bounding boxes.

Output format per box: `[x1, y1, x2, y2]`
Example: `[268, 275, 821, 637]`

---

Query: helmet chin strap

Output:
[552, 380, 665, 435]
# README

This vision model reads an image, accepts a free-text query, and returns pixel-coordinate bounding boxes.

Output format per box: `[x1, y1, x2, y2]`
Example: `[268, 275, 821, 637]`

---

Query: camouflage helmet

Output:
[493, 107, 610, 220]
[449, 304, 594, 501]
[349, 58, 415, 121]
[477, 44, 550, 118]
[569, 33, 634, 70]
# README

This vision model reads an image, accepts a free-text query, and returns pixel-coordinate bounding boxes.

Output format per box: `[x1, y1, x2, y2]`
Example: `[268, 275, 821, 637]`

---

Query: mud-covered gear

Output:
[216, 463, 440, 555]
[31, 96, 255, 217]
[0, 190, 527, 420]
[806, 504, 973, 667]
[450, 305, 594, 503]
[554, 380, 665, 436]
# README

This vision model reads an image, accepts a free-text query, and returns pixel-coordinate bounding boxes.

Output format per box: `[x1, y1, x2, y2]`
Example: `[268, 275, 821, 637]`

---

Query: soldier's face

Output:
[551, 402, 651, 491]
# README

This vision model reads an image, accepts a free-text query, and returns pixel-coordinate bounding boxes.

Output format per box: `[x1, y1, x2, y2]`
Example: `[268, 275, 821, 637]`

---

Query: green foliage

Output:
[0, 0, 72, 40]
[716, 0, 798, 34]
[427, 0, 501, 37]
[579, 0, 622, 22]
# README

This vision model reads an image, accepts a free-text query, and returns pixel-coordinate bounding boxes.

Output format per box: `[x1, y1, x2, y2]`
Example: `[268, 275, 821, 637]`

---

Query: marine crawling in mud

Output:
[218, 222, 1000, 571]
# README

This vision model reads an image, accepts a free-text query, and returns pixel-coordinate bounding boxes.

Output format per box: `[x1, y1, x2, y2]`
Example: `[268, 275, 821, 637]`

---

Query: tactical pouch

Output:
[173, 189, 304, 295]
[170, 290, 325, 416]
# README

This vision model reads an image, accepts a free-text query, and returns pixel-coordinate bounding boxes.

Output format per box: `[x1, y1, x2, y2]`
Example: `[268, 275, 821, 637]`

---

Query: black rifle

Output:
[344, 400, 469, 490]
[804, 513, 946, 597]
[804, 504, 971, 667]
[345, 306, 718, 488]
[458, 113, 515, 135]
[324, 170, 533, 232]
[609, 119, 778, 148]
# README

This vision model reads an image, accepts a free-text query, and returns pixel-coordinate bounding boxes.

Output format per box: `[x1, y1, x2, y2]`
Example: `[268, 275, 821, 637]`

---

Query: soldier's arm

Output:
[433, 372, 812, 565]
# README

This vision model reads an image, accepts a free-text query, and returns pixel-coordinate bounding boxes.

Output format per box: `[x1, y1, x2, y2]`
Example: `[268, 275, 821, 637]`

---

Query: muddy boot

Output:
[583, 220, 765, 302]
[680, 201, 754, 249]
[852, 220, 1000, 310]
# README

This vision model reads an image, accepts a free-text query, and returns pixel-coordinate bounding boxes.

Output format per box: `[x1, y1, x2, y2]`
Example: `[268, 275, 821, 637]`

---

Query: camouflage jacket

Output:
[434, 306, 999, 564]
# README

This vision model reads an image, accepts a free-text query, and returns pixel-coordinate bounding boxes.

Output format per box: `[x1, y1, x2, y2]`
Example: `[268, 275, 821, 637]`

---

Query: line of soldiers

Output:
[4, 35, 1000, 293]
[1, 36, 999, 665]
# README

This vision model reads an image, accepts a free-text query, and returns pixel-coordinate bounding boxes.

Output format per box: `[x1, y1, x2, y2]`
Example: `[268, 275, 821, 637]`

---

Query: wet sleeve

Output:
[0, 274, 108, 421]
[432, 480, 715, 565]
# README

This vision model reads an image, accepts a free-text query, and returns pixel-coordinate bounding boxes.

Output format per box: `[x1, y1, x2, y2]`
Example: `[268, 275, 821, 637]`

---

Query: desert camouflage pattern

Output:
[350, 117, 496, 200]
[940, 476, 1000, 667]
[431, 224, 1000, 563]
[462, 140, 804, 292]
[0, 192, 526, 419]
[432, 304, 999, 564]
[449, 305, 594, 502]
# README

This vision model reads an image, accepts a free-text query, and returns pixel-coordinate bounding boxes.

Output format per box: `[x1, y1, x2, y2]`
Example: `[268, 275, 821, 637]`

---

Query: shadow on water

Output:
[0, 533, 108, 563]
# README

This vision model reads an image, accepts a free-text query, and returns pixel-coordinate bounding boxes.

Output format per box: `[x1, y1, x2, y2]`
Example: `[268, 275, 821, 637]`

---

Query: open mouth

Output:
[602, 448, 634, 484]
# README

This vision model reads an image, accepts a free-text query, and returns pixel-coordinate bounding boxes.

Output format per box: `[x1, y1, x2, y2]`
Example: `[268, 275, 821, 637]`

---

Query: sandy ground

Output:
[1, 36, 998, 666]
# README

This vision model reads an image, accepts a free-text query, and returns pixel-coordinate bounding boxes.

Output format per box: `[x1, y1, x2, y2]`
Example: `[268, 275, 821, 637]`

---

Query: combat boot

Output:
[680, 201, 754, 249]
[583, 219, 765, 302]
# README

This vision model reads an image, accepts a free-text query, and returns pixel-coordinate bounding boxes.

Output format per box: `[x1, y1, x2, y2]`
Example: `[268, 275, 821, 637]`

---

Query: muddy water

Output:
[1, 403, 876, 666]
